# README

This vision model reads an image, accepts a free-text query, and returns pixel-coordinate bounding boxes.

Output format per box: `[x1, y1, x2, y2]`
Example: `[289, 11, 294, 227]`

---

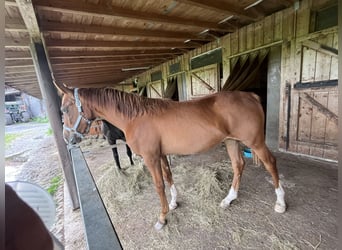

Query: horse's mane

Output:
[79, 88, 172, 119]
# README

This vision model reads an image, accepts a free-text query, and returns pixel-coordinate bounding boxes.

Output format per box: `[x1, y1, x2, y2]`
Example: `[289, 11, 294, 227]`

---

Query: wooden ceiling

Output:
[5, 0, 295, 99]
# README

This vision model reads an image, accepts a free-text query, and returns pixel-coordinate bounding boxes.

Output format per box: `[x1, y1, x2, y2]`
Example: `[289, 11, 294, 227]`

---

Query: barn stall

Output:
[5, 0, 338, 249]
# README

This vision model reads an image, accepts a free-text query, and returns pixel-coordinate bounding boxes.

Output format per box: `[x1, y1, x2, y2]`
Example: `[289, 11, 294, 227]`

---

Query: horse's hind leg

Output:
[126, 144, 134, 165]
[220, 139, 245, 208]
[252, 144, 286, 213]
[160, 155, 177, 210]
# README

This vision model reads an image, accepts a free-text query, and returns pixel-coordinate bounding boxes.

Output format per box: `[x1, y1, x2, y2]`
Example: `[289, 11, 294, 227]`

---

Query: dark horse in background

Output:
[67, 118, 134, 170]
[101, 120, 134, 169]
[59, 84, 286, 230]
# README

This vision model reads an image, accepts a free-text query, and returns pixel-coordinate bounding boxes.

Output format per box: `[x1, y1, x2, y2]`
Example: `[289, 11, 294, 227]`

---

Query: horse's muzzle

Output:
[63, 129, 82, 145]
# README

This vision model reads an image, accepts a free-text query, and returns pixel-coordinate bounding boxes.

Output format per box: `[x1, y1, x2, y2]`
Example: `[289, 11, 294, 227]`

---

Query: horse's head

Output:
[55, 83, 93, 145]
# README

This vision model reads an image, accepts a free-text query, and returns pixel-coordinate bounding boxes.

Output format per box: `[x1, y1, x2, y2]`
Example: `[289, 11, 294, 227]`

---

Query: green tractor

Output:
[5, 91, 31, 125]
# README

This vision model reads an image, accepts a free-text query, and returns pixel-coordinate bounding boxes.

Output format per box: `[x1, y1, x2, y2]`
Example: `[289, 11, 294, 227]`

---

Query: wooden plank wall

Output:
[125, 0, 338, 160]
[190, 64, 219, 97]
[285, 29, 338, 160]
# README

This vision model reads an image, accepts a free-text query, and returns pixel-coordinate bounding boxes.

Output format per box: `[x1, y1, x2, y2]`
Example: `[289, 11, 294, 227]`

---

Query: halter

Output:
[63, 88, 92, 138]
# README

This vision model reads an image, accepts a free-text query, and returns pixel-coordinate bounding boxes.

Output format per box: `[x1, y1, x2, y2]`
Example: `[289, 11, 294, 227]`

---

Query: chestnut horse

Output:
[58, 85, 286, 230]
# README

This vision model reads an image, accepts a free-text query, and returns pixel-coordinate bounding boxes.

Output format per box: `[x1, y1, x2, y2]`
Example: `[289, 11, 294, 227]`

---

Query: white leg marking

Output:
[274, 182, 286, 213]
[169, 184, 178, 210]
[154, 220, 165, 230]
[220, 187, 238, 209]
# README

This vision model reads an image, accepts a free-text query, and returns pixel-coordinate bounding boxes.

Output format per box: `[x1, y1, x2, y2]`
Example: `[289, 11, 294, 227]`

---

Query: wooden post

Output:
[30, 42, 79, 209]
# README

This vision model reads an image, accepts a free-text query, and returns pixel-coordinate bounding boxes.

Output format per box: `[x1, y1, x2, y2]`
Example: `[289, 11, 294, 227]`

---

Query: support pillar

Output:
[30, 42, 79, 209]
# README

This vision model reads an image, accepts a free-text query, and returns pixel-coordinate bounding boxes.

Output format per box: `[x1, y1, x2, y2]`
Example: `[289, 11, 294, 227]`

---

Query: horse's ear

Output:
[53, 81, 73, 97]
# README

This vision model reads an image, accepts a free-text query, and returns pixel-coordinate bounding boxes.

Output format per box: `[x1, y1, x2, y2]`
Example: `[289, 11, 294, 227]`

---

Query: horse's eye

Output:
[61, 106, 68, 114]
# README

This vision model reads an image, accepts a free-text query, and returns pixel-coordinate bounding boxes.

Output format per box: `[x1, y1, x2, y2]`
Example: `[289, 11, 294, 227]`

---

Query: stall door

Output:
[189, 64, 219, 98]
[288, 34, 338, 160]
[148, 80, 163, 98]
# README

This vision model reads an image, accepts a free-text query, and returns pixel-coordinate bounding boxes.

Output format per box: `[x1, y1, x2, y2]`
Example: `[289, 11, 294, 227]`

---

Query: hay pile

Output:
[81, 139, 301, 249]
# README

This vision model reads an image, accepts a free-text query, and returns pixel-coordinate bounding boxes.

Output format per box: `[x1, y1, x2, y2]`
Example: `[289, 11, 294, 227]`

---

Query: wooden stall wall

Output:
[148, 80, 163, 98]
[279, 0, 338, 161]
[190, 64, 219, 98]
[129, 0, 338, 161]
[284, 29, 338, 160]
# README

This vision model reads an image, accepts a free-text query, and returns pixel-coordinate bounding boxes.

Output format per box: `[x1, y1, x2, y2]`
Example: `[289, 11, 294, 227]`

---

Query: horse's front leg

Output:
[144, 154, 169, 230]
[160, 155, 178, 210]
[125, 144, 134, 165]
[111, 145, 121, 170]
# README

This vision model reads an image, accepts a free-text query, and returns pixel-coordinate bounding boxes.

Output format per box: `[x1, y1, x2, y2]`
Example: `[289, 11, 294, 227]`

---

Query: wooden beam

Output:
[5, 37, 30, 48]
[53, 80, 121, 89]
[5, 16, 27, 31]
[51, 60, 163, 70]
[55, 75, 133, 85]
[5, 51, 32, 59]
[45, 39, 198, 49]
[41, 21, 212, 41]
[175, 0, 258, 20]
[5, 66, 35, 73]
[5, 72, 37, 77]
[50, 56, 172, 65]
[48, 49, 182, 58]
[5, 74, 37, 80]
[30, 42, 79, 209]
[52, 65, 141, 75]
[53, 66, 127, 73]
[54, 72, 136, 81]
[5, 76, 38, 82]
[15, 0, 41, 41]
[5, 59, 34, 67]
[33, 0, 231, 32]
[5, 0, 17, 6]
[54, 69, 130, 77]
[5, 82, 38, 89]
[5, 83, 41, 98]
[5, 80, 38, 85]
[302, 40, 338, 58]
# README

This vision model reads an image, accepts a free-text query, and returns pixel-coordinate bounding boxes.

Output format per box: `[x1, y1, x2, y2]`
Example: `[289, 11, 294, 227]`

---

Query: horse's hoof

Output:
[220, 199, 230, 209]
[274, 202, 286, 213]
[169, 202, 178, 210]
[154, 220, 167, 230]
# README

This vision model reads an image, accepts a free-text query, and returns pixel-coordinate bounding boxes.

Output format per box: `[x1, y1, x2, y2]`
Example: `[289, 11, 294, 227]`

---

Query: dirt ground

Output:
[5, 123, 65, 244]
[5, 123, 338, 250]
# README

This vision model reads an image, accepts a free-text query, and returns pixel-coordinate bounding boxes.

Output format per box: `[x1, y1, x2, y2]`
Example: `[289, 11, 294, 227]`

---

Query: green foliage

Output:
[46, 127, 53, 136]
[47, 176, 62, 196]
[5, 133, 23, 146]
[31, 116, 49, 123]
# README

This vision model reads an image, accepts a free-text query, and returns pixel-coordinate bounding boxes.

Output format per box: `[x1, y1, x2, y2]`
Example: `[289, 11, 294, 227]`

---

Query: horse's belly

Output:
[161, 126, 225, 155]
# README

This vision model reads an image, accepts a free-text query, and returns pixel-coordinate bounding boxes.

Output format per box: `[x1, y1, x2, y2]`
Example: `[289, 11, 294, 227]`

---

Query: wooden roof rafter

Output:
[5, 16, 27, 31]
[175, 0, 261, 21]
[47, 49, 183, 58]
[44, 39, 199, 49]
[49, 56, 175, 65]
[41, 21, 213, 41]
[32, 0, 234, 32]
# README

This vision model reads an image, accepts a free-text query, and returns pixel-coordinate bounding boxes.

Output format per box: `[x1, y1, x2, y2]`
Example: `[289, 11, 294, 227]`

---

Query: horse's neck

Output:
[82, 91, 129, 132]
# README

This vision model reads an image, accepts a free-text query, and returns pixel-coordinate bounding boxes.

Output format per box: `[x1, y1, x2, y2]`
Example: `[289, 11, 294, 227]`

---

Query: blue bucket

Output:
[243, 148, 253, 158]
